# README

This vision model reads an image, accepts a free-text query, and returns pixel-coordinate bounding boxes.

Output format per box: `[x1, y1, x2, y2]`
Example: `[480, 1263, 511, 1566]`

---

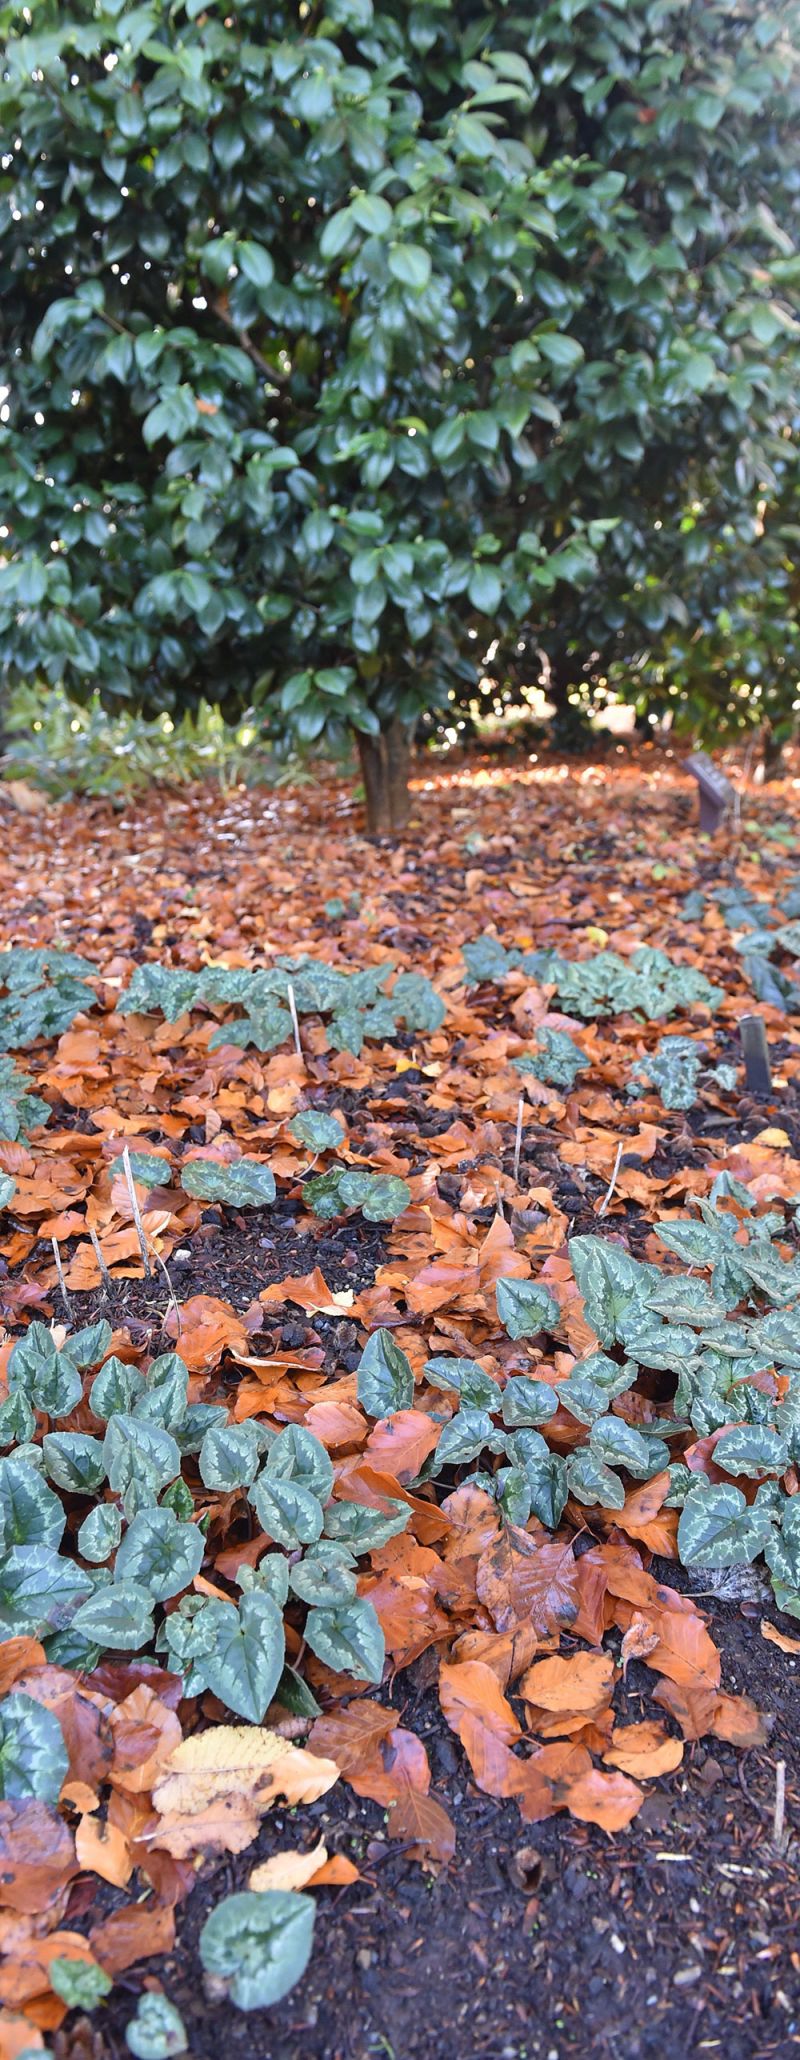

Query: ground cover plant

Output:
[0, 751, 798, 2058]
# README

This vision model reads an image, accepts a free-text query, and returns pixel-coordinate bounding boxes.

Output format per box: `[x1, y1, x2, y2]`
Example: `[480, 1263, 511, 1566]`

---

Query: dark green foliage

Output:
[6, 1, 796, 794]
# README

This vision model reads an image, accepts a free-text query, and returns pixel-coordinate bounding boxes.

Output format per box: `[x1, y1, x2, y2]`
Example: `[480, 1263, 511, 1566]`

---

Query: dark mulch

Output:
[92, 1588, 799, 2060]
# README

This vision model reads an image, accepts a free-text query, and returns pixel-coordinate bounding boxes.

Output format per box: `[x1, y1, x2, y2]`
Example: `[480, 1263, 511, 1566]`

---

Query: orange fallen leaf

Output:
[761, 1619, 800, 1656]
[603, 1721, 684, 1779]
[520, 1651, 614, 1714]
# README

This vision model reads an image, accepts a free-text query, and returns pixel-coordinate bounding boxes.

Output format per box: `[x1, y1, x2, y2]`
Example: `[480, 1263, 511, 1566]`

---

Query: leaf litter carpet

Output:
[1, 748, 799, 2060]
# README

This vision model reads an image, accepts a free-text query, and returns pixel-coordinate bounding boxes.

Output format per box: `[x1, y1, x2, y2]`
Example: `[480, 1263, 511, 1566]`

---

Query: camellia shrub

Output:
[1, 0, 799, 826]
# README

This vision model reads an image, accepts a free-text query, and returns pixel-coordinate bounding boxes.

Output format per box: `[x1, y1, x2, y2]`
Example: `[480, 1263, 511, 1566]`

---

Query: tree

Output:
[466, 0, 800, 758]
[1, 2, 799, 831]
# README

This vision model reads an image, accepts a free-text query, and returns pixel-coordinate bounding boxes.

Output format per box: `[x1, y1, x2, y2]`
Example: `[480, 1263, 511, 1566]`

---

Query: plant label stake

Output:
[740, 1014, 772, 1098]
[686, 752, 734, 833]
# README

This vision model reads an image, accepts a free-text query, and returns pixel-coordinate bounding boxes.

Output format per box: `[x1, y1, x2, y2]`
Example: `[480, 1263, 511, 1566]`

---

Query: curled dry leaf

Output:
[603, 1721, 684, 1779]
[152, 1726, 339, 1817]
[249, 1839, 330, 1893]
[761, 1619, 800, 1656]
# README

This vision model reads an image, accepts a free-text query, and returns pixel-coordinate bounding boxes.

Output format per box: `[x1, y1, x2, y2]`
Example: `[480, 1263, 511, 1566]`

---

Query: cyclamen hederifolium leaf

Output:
[0, 1390, 35, 1447]
[199, 1890, 315, 2012]
[125, 1992, 188, 2059]
[495, 1278, 560, 1339]
[251, 1472, 324, 1550]
[180, 1157, 276, 1207]
[304, 1597, 385, 1682]
[512, 1027, 586, 1089]
[567, 1448, 626, 1512]
[0, 1453, 66, 1550]
[103, 1415, 181, 1502]
[133, 1353, 189, 1431]
[90, 1355, 146, 1419]
[72, 1581, 156, 1649]
[42, 1432, 106, 1494]
[495, 1467, 532, 1525]
[78, 1502, 123, 1563]
[199, 1422, 262, 1492]
[265, 1423, 334, 1502]
[0, 1692, 68, 1802]
[50, 1959, 112, 2012]
[507, 1436, 569, 1529]
[589, 1417, 668, 1480]
[764, 1499, 800, 1589]
[109, 1151, 172, 1188]
[356, 1329, 414, 1415]
[336, 1171, 411, 1221]
[678, 1480, 775, 1567]
[712, 1424, 789, 1478]
[322, 1497, 410, 1550]
[432, 1408, 506, 1472]
[424, 1357, 500, 1409]
[558, 1353, 636, 1426]
[289, 1547, 358, 1607]
[501, 1377, 559, 1428]
[7, 1323, 82, 1416]
[238, 1554, 291, 1607]
[115, 1507, 205, 1600]
[568, 1239, 655, 1347]
[192, 1593, 285, 1721]
[289, 1109, 346, 1152]
[0, 1545, 93, 1636]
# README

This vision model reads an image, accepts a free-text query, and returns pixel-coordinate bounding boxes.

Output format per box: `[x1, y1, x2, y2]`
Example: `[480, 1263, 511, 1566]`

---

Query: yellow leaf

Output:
[585, 925, 608, 947]
[152, 1726, 339, 1818]
[753, 1127, 791, 1148]
[249, 1839, 328, 1893]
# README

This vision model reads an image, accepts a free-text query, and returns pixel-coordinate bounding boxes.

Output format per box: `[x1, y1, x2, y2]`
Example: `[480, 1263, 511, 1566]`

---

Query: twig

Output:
[512, 1094, 524, 1187]
[598, 1137, 624, 1218]
[286, 982, 303, 1059]
[773, 1760, 787, 1848]
[122, 1144, 153, 1278]
[88, 1222, 113, 1293]
[51, 1237, 73, 1320]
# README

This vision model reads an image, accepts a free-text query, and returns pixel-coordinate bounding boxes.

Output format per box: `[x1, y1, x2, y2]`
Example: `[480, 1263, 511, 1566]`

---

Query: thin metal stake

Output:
[598, 1137, 624, 1218]
[286, 982, 303, 1059]
[512, 1095, 524, 1187]
[773, 1760, 787, 1849]
[51, 1237, 73, 1320]
[122, 1143, 153, 1278]
[88, 1222, 113, 1293]
[740, 1013, 773, 1099]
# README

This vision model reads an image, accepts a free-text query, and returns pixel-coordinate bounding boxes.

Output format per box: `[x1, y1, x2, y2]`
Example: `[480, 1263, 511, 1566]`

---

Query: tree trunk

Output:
[762, 721, 786, 781]
[355, 719, 412, 836]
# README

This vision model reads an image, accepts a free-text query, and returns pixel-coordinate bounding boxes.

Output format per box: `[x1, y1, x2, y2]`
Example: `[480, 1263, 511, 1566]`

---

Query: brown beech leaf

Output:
[0, 1804, 77, 1915]
[475, 1527, 578, 1639]
[0, 1641, 46, 1697]
[89, 1904, 175, 1976]
[603, 1721, 684, 1779]
[519, 1651, 615, 1714]
[760, 1620, 800, 1656]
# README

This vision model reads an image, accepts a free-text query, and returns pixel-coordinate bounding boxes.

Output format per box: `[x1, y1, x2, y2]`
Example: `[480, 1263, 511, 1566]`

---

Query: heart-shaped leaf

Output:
[199, 1889, 314, 2011]
[116, 1507, 205, 1600]
[304, 1596, 385, 1681]
[356, 1329, 414, 1416]
[181, 1157, 276, 1207]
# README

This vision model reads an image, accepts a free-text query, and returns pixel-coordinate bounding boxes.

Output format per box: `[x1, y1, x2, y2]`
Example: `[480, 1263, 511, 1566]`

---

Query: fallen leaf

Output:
[152, 1725, 339, 1816]
[603, 1721, 684, 1778]
[761, 1619, 800, 1656]
[249, 1838, 330, 1893]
